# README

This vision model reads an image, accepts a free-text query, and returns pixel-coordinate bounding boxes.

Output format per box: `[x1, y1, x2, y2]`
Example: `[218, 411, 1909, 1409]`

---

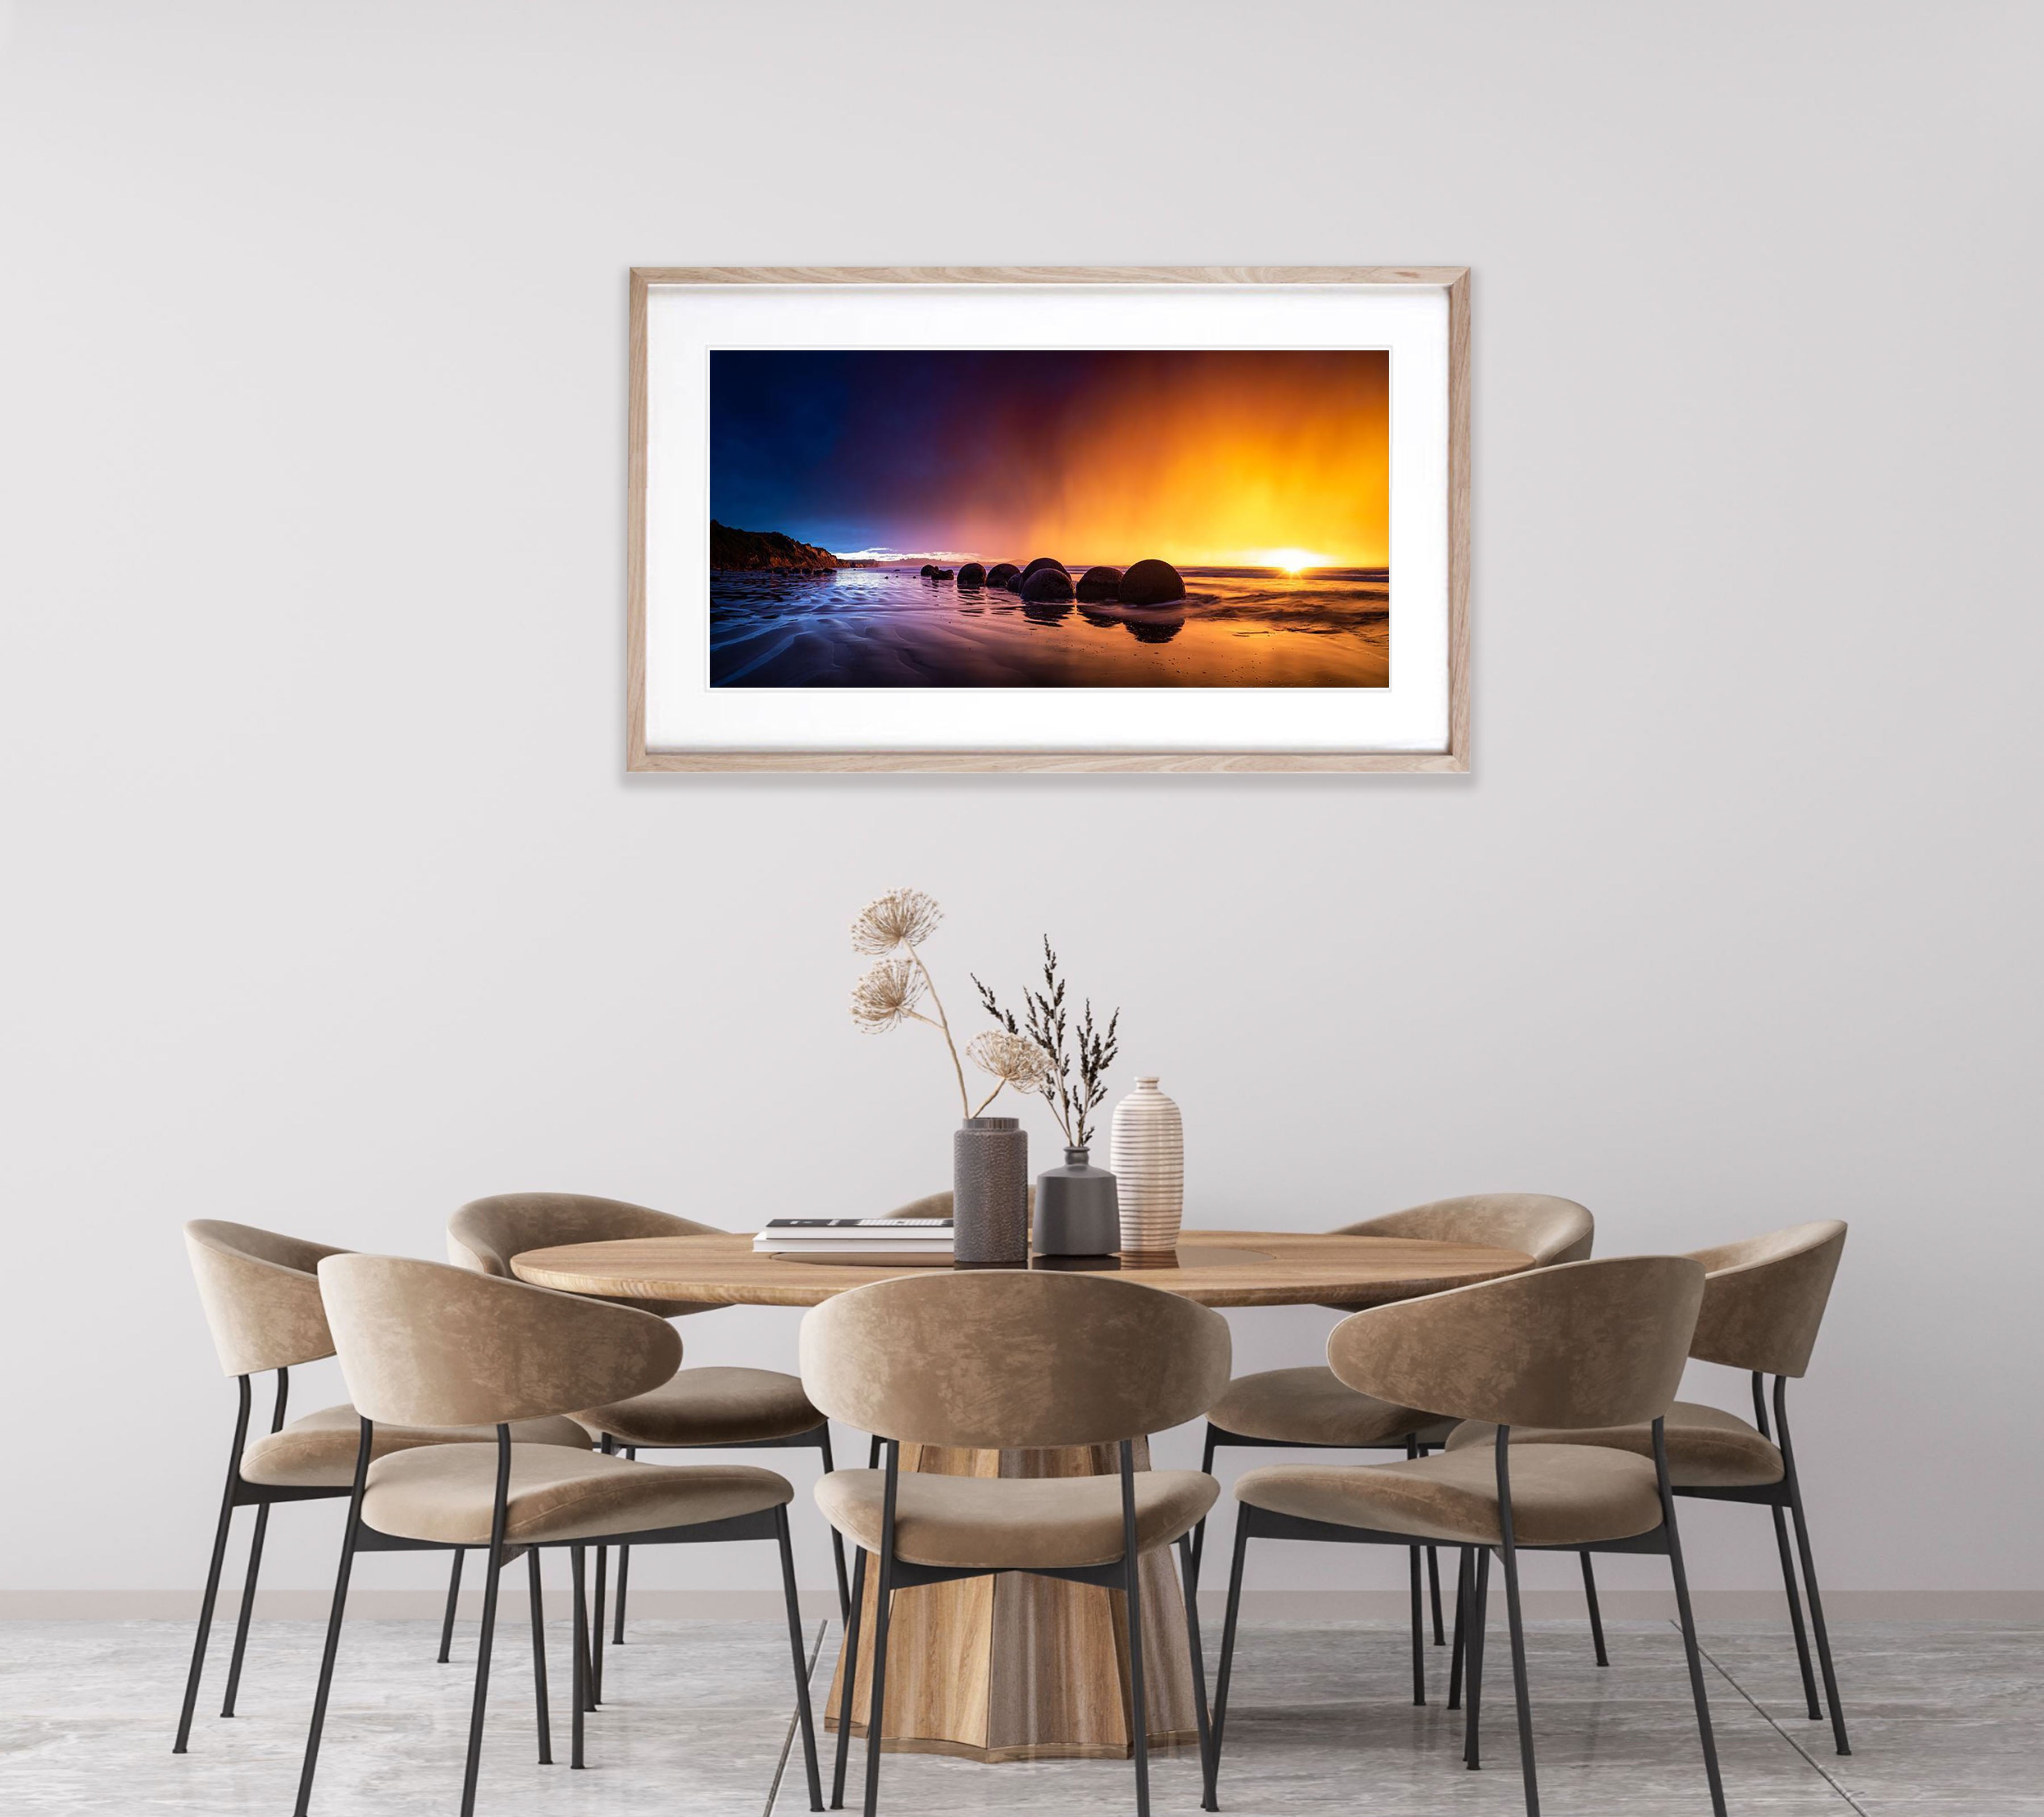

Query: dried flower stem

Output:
[974, 938, 1121, 1147]
[906, 947, 971, 1119]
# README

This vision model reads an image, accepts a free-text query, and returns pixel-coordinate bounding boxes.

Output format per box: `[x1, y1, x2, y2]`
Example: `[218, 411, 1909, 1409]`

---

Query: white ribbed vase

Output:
[1109, 1075, 1184, 1257]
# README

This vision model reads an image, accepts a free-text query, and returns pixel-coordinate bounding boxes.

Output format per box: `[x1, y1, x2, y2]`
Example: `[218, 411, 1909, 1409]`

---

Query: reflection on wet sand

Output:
[710, 563, 1388, 689]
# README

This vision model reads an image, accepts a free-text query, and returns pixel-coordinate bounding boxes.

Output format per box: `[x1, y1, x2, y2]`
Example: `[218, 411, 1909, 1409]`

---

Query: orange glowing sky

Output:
[953, 351, 1389, 568]
[711, 350, 1390, 569]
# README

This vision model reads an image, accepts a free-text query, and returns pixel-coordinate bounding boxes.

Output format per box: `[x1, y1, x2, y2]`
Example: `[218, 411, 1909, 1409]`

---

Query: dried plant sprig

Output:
[849, 957, 926, 1031]
[974, 937, 1122, 1146]
[965, 1029, 1055, 1116]
[845, 888, 970, 1116]
[851, 888, 943, 955]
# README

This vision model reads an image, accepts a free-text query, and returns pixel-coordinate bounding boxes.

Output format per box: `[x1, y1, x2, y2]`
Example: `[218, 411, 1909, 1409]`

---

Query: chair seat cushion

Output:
[361, 1443, 793, 1545]
[1443, 1401, 1786, 1489]
[1207, 1366, 1442, 1448]
[240, 1403, 590, 1489]
[580, 1366, 823, 1448]
[1234, 1443, 1664, 1548]
[815, 1468, 1218, 1571]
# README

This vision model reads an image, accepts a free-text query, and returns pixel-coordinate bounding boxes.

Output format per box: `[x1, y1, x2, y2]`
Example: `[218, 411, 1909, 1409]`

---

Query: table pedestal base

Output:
[823, 1438, 1200, 1762]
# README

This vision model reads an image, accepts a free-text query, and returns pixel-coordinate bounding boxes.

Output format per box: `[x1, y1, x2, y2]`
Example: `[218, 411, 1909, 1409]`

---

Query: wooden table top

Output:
[508, 1229, 1534, 1310]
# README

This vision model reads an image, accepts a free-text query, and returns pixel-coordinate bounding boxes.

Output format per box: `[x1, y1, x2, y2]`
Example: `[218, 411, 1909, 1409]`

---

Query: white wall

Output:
[2, 1, 2039, 1615]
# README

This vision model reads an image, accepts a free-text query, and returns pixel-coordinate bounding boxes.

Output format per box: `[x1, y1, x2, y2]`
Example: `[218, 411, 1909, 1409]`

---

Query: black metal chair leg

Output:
[1656, 1421, 1728, 1816]
[861, 1549, 894, 1817]
[294, 1420, 372, 1817]
[222, 1368, 289, 1720]
[1753, 1371, 1822, 1721]
[610, 1446, 635, 1646]
[590, 1545, 607, 1705]
[437, 1550, 464, 1664]
[1176, 1532, 1214, 1786]
[1777, 1381, 1849, 1756]
[1409, 1546, 1426, 1705]
[589, 1436, 613, 1698]
[1402, 1435, 1427, 1699]
[1580, 1551, 1609, 1667]
[1204, 1517, 1250, 1811]
[1189, 1425, 1218, 1590]
[1464, 1547, 1490, 1769]
[1125, 1552, 1152, 1817]
[525, 1551, 551, 1764]
[1498, 1539, 1539, 1815]
[1118, 1441, 1151, 1817]
[775, 1507, 826, 1811]
[569, 1544, 588, 1769]
[218, 1502, 270, 1719]
[831, 1547, 866, 1809]
[1496, 1430, 1541, 1817]
[1428, 1545, 1446, 1646]
[1447, 1547, 1469, 1710]
[456, 1430, 513, 1817]
[1769, 1505, 1821, 1718]
[175, 1376, 250, 1752]
[576, 1546, 598, 1714]
[816, 1425, 852, 1626]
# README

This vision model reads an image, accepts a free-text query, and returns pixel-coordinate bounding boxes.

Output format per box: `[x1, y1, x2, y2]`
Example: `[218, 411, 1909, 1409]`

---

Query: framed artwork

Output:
[627, 267, 1468, 773]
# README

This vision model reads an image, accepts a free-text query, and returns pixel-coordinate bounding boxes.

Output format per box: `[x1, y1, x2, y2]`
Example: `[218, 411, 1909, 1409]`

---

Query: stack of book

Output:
[752, 1216, 956, 1262]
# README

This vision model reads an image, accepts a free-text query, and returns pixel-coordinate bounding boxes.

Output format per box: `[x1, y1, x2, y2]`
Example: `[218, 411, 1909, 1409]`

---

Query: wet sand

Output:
[710, 564, 1389, 688]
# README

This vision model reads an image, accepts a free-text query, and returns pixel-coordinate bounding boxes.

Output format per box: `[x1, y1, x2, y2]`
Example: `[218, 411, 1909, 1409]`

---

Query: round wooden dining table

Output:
[511, 1229, 1532, 1763]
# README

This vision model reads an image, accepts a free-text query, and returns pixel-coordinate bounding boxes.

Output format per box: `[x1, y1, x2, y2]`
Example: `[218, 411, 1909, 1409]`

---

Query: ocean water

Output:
[709, 564, 1390, 689]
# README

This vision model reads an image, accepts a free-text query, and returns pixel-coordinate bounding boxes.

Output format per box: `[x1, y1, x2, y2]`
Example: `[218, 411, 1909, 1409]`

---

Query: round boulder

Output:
[1075, 565, 1122, 601]
[919, 564, 935, 577]
[985, 562, 1020, 588]
[1020, 556, 1069, 584]
[957, 562, 986, 587]
[1020, 565, 1074, 602]
[1119, 559, 1186, 606]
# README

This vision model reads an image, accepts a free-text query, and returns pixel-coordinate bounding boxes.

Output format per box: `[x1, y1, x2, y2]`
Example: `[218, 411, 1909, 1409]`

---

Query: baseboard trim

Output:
[5, 1588, 2038, 1622]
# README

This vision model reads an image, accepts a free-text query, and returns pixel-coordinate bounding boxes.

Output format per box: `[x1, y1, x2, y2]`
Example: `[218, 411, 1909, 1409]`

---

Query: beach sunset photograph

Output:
[707, 349, 1390, 688]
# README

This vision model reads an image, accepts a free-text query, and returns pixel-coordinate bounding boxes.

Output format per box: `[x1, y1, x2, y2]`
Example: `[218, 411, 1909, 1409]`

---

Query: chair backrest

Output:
[878, 1188, 1034, 1220]
[799, 1271, 1231, 1450]
[447, 1192, 722, 1319]
[1327, 1255, 1705, 1430]
[1338, 1194, 1595, 1267]
[317, 1254, 681, 1428]
[185, 1219, 348, 1376]
[1684, 1221, 1846, 1378]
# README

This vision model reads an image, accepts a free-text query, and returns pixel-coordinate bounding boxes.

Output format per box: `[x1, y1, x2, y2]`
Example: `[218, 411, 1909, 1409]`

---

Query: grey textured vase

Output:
[1032, 1146, 1120, 1257]
[953, 1116, 1028, 1267]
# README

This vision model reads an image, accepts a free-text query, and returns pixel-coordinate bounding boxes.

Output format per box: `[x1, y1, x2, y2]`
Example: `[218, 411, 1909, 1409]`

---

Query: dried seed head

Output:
[851, 888, 944, 954]
[966, 1029, 1055, 1091]
[850, 957, 926, 1031]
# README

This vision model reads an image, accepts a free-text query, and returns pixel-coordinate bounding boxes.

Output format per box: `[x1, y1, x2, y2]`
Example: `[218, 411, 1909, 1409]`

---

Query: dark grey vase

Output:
[953, 1116, 1028, 1266]
[1032, 1146, 1120, 1257]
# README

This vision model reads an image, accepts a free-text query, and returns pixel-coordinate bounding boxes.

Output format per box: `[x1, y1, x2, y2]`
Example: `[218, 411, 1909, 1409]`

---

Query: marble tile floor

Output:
[1, 1618, 2036, 1815]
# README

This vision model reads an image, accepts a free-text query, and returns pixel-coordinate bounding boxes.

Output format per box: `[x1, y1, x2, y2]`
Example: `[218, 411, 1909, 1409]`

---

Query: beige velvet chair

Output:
[1191, 1194, 1596, 1686]
[296, 1254, 821, 1817]
[800, 1270, 1232, 1817]
[177, 1221, 589, 1757]
[1445, 1219, 1851, 1753]
[447, 1192, 851, 1687]
[1208, 1255, 1725, 1817]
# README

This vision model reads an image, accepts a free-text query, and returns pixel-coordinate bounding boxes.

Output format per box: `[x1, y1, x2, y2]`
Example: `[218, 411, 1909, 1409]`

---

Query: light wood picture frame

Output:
[627, 267, 1469, 773]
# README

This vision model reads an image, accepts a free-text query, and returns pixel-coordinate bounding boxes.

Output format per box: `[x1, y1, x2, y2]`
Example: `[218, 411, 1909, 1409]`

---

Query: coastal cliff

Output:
[710, 520, 839, 572]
